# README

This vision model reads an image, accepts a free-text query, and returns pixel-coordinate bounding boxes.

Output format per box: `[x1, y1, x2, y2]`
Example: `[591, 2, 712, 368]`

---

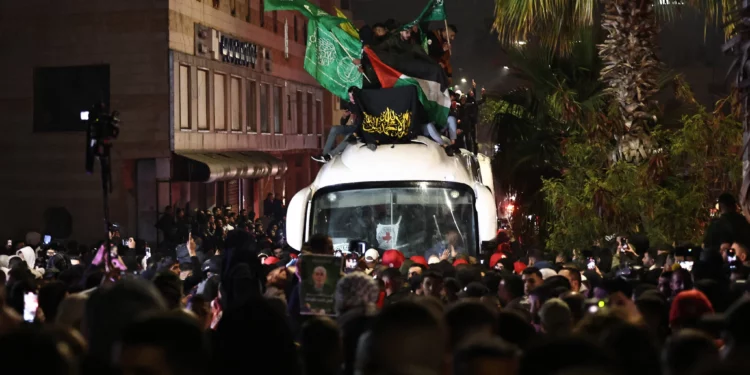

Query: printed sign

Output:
[299, 254, 342, 316]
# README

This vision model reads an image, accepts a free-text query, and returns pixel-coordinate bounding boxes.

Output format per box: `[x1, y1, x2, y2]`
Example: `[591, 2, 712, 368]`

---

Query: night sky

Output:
[352, 0, 730, 104]
[352, 0, 509, 92]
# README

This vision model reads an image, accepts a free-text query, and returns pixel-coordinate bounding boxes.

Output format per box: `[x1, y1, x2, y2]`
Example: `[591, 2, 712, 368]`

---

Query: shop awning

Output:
[173, 151, 288, 182]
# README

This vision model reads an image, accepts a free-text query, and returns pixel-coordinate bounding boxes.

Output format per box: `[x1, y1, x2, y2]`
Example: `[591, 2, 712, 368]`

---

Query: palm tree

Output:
[724, 1, 750, 216]
[488, 34, 605, 243]
[493, 0, 733, 162]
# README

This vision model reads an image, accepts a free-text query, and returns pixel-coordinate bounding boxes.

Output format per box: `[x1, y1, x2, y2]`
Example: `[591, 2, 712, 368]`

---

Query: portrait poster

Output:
[299, 254, 342, 316]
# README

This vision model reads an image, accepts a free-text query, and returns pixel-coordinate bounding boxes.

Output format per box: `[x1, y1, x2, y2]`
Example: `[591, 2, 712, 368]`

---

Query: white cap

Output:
[365, 248, 379, 262]
[540, 268, 557, 280]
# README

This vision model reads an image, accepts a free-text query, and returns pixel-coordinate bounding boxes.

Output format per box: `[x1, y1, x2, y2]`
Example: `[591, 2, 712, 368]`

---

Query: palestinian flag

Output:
[364, 46, 450, 127]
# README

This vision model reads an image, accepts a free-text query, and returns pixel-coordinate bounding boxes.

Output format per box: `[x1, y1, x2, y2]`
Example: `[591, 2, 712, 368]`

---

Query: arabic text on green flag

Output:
[304, 19, 363, 100]
[404, 0, 447, 29]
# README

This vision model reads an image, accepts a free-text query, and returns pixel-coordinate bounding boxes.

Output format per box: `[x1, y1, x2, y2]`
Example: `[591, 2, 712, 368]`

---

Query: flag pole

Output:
[330, 33, 372, 83]
[444, 19, 451, 55]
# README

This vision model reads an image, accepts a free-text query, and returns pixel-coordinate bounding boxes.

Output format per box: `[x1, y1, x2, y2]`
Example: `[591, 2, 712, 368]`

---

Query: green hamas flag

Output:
[304, 18, 363, 100]
[403, 0, 447, 29]
[264, 0, 363, 99]
[263, 0, 328, 19]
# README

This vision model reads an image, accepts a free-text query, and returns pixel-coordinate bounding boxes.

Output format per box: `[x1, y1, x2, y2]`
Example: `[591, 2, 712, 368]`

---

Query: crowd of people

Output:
[2, 192, 750, 374]
[313, 20, 484, 163]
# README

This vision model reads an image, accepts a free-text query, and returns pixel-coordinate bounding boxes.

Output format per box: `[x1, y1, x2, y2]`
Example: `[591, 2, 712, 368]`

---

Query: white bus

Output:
[286, 136, 497, 258]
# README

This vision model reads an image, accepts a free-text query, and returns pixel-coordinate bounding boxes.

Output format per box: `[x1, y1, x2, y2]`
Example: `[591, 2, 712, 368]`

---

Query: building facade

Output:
[0, 0, 352, 244]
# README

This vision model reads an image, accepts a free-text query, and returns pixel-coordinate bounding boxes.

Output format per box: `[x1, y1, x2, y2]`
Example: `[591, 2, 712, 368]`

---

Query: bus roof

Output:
[312, 136, 480, 191]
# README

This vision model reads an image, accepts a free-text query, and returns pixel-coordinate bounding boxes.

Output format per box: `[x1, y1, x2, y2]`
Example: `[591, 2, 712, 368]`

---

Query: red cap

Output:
[513, 261, 527, 275]
[453, 259, 469, 267]
[263, 256, 281, 265]
[382, 249, 405, 269]
[489, 253, 505, 268]
[670, 290, 714, 327]
[410, 255, 428, 267]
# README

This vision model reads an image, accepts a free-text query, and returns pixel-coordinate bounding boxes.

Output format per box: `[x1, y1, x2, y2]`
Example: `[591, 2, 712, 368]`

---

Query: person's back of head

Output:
[662, 329, 719, 375]
[595, 315, 661, 375]
[0, 326, 75, 375]
[445, 300, 497, 350]
[718, 192, 737, 212]
[339, 309, 374, 375]
[539, 298, 572, 337]
[214, 296, 301, 375]
[453, 336, 520, 375]
[309, 234, 333, 255]
[38, 281, 68, 325]
[519, 336, 615, 375]
[496, 310, 536, 350]
[83, 278, 167, 364]
[335, 271, 380, 315]
[356, 300, 447, 375]
[152, 271, 183, 310]
[301, 316, 342, 375]
[116, 312, 209, 375]
[560, 291, 586, 325]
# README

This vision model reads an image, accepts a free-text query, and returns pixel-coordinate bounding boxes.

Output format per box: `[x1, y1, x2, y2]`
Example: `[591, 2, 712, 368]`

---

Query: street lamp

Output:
[503, 66, 509, 70]
[461, 78, 467, 83]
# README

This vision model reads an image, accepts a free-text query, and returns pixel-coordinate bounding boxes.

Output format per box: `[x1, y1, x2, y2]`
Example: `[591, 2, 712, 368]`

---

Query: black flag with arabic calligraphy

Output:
[353, 86, 425, 145]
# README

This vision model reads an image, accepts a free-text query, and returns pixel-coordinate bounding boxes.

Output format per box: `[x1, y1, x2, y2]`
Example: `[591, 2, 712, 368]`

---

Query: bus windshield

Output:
[310, 184, 477, 258]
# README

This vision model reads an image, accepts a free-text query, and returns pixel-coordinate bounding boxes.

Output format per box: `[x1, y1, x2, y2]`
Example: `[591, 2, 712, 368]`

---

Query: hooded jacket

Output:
[16, 246, 44, 279]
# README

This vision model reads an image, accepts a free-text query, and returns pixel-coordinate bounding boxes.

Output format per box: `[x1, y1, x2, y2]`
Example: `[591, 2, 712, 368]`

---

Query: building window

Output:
[296, 90, 303, 134]
[245, 0, 251, 23]
[273, 86, 282, 134]
[286, 94, 292, 121]
[179, 65, 190, 129]
[306, 93, 313, 134]
[260, 83, 269, 133]
[197, 69, 209, 130]
[260, 0, 265, 27]
[293, 16, 298, 42]
[33, 64, 110, 132]
[273, 11, 278, 33]
[230, 76, 241, 131]
[316, 100, 322, 135]
[247, 80, 257, 132]
[214, 73, 227, 130]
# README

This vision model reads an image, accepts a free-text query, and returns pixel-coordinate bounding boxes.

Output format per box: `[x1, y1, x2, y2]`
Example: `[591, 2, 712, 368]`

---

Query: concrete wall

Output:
[0, 0, 170, 243]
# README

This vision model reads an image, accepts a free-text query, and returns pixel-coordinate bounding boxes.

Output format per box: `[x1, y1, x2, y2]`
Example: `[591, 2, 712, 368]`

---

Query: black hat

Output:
[202, 258, 221, 274]
[459, 282, 489, 298]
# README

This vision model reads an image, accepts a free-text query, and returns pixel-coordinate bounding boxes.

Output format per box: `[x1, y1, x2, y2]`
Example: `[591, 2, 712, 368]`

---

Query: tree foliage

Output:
[542, 82, 742, 250]
[483, 34, 604, 245]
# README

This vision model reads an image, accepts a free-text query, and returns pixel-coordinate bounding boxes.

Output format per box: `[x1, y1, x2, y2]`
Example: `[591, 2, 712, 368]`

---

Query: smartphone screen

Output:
[23, 292, 38, 322]
[729, 255, 737, 262]
[70, 259, 80, 266]
[678, 261, 694, 272]
[587, 258, 596, 270]
[43, 235, 51, 245]
[358, 242, 366, 254]
[6, 239, 11, 247]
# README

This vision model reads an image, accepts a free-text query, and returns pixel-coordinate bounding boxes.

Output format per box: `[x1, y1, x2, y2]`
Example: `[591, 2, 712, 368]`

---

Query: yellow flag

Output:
[334, 7, 359, 39]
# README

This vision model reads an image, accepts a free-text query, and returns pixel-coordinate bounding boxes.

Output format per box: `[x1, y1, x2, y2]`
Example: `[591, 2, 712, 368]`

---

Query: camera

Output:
[85, 102, 121, 174]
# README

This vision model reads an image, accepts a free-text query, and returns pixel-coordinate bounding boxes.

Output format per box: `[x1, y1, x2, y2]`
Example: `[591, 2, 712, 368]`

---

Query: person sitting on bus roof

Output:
[312, 89, 363, 163]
